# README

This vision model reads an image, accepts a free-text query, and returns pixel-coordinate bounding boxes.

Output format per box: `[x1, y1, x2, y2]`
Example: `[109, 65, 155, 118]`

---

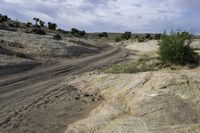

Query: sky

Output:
[0, 0, 200, 33]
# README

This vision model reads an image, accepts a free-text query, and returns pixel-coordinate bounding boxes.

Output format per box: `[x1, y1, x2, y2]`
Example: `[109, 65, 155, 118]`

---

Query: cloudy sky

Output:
[0, 0, 200, 33]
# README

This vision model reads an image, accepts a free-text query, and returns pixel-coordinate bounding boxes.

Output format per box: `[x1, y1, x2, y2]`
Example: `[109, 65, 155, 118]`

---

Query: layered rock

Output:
[65, 70, 200, 133]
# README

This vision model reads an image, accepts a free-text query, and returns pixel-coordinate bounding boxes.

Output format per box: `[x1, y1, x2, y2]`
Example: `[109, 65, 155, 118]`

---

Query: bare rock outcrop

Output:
[65, 70, 200, 133]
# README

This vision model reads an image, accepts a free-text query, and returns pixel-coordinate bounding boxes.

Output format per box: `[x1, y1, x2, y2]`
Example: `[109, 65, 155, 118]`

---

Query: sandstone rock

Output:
[65, 70, 200, 133]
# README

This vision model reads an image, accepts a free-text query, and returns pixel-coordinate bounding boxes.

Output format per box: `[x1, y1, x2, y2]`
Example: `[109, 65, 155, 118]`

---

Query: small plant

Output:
[48, 22, 57, 30]
[145, 34, 152, 40]
[32, 28, 46, 35]
[0, 14, 9, 23]
[53, 34, 62, 40]
[138, 37, 145, 42]
[98, 32, 108, 38]
[14, 20, 21, 28]
[115, 37, 122, 42]
[121, 32, 132, 40]
[79, 30, 86, 37]
[158, 31, 197, 65]
[26, 22, 33, 27]
[57, 29, 68, 34]
[154, 34, 161, 40]
[104, 57, 159, 74]
[71, 28, 86, 37]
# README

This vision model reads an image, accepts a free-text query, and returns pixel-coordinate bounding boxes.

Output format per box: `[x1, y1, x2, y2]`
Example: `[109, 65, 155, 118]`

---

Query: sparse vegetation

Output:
[14, 20, 21, 28]
[121, 32, 132, 40]
[115, 37, 122, 42]
[32, 28, 46, 35]
[145, 34, 153, 40]
[138, 36, 145, 42]
[57, 29, 68, 34]
[154, 34, 161, 40]
[39, 20, 45, 27]
[68, 39, 97, 48]
[0, 14, 9, 23]
[26, 22, 33, 27]
[53, 34, 62, 40]
[104, 56, 159, 74]
[158, 31, 197, 65]
[98, 32, 108, 38]
[48, 22, 57, 30]
[33, 18, 45, 27]
[71, 28, 86, 37]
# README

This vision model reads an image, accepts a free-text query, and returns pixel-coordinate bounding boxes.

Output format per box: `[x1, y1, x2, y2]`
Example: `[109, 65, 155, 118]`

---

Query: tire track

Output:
[0, 45, 127, 132]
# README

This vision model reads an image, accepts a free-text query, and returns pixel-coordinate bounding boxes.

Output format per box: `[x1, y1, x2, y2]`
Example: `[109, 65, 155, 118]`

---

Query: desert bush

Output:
[145, 34, 152, 40]
[48, 22, 57, 30]
[71, 28, 86, 37]
[14, 20, 21, 28]
[98, 32, 108, 38]
[104, 57, 158, 74]
[154, 34, 161, 40]
[121, 32, 132, 40]
[79, 30, 86, 37]
[71, 28, 79, 35]
[39, 20, 45, 27]
[138, 37, 145, 42]
[135, 35, 139, 39]
[0, 14, 9, 23]
[53, 34, 62, 40]
[32, 28, 46, 35]
[115, 37, 122, 42]
[26, 22, 33, 27]
[57, 29, 68, 34]
[158, 31, 197, 65]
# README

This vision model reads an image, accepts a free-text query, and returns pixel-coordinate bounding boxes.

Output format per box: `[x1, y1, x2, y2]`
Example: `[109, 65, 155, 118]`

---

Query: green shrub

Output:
[53, 34, 62, 40]
[57, 29, 68, 34]
[121, 32, 132, 40]
[0, 14, 9, 23]
[158, 31, 197, 65]
[138, 37, 145, 42]
[98, 32, 108, 38]
[32, 28, 46, 35]
[48, 22, 57, 30]
[26, 22, 33, 27]
[79, 30, 86, 37]
[71, 28, 86, 37]
[115, 37, 122, 42]
[154, 34, 161, 40]
[135, 35, 139, 39]
[14, 20, 21, 28]
[145, 34, 152, 40]
[39, 20, 45, 27]
[104, 58, 158, 74]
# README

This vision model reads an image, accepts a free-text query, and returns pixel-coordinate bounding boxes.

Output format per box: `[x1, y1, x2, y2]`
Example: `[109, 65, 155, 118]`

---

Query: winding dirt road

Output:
[0, 45, 127, 133]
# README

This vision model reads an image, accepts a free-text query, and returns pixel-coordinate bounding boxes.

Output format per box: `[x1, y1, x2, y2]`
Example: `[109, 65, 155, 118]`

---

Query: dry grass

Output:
[104, 56, 161, 74]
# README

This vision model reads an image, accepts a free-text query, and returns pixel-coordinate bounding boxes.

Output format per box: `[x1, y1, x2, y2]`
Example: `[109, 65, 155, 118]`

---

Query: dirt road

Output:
[0, 45, 127, 133]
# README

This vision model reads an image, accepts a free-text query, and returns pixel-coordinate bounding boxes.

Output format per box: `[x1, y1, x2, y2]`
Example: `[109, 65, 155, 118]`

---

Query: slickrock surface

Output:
[65, 70, 200, 133]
